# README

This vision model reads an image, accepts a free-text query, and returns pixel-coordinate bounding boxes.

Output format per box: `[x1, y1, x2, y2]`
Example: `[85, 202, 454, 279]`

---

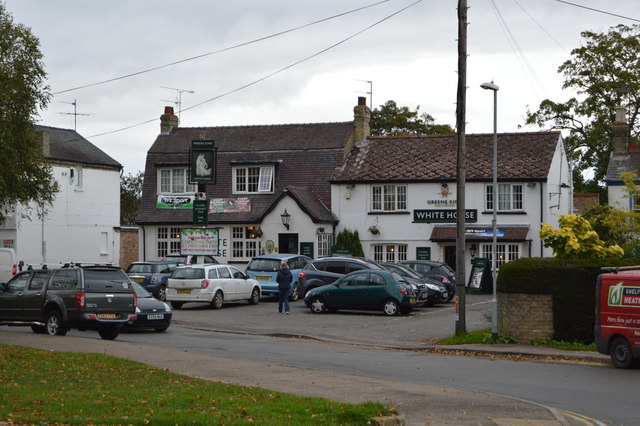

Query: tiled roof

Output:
[331, 131, 562, 183]
[149, 122, 354, 153]
[35, 125, 121, 169]
[137, 122, 353, 225]
[605, 150, 640, 182]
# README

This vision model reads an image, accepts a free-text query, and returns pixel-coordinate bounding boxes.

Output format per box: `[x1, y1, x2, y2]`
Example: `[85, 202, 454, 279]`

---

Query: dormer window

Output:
[158, 168, 197, 194]
[233, 166, 274, 194]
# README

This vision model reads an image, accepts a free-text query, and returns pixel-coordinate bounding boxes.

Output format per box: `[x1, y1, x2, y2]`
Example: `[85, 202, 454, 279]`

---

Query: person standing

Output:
[276, 262, 293, 314]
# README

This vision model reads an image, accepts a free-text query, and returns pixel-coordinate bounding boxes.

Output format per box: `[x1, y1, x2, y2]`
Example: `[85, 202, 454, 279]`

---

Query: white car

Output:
[166, 264, 261, 309]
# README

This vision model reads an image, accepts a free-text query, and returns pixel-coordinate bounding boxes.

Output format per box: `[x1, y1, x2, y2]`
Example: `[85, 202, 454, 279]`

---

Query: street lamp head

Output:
[481, 81, 499, 91]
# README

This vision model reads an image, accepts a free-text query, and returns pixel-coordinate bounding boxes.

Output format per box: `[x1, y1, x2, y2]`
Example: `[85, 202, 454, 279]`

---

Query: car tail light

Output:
[298, 272, 306, 279]
[399, 288, 408, 295]
[439, 275, 451, 283]
[76, 291, 85, 309]
[11, 264, 16, 276]
[201, 280, 210, 289]
[133, 292, 137, 309]
[151, 276, 158, 283]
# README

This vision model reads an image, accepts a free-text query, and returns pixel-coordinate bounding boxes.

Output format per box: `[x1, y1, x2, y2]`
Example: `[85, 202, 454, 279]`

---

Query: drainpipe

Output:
[141, 225, 146, 261]
[540, 183, 543, 257]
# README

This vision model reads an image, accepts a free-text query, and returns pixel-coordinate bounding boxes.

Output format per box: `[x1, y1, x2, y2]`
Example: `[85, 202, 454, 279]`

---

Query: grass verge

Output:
[437, 329, 595, 351]
[0, 344, 391, 425]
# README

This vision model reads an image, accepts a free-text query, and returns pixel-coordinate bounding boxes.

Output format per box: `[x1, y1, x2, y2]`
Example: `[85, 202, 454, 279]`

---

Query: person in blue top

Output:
[276, 262, 293, 314]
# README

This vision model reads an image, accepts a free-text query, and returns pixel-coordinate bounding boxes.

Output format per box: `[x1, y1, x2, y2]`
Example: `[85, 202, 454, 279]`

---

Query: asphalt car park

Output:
[165, 291, 493, 346]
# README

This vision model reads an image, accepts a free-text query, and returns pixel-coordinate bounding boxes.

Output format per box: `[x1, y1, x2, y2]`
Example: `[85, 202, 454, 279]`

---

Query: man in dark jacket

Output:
[276, 262, 292, 314]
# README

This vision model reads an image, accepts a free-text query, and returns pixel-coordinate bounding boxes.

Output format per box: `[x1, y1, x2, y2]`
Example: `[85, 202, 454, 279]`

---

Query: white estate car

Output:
[166, 264, 261, 309]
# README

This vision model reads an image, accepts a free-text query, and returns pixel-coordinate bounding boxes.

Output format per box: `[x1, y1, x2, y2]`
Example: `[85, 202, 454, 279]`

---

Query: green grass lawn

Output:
[437, 328, 596, 351]
[0, 344, 391, 425]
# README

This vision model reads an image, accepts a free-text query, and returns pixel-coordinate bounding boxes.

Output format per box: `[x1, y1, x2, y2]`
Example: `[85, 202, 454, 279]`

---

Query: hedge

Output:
[497, 257, 640, 343]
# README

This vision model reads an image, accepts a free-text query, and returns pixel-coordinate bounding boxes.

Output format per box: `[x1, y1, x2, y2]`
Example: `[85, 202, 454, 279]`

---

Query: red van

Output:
[595, 267, 640, 368]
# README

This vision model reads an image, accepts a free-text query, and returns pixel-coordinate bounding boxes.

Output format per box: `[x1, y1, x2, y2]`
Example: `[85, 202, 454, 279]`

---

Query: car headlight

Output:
[162, 302, 171, 312]
[425, 283, 442, 291]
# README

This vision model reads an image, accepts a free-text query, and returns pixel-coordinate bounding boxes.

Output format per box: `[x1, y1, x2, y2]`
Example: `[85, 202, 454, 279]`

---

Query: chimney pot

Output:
[160, 106, 179, 134]
[358, 96, 366, 106]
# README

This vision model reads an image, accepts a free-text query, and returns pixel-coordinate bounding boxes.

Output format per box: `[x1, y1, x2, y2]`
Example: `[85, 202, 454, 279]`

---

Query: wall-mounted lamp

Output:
[317, 227, 325, 233]
[560, 183, 570, 188]
[527, 182, 536, 188]
[469, 244, 477, 258]
[281, 209, 291, 230]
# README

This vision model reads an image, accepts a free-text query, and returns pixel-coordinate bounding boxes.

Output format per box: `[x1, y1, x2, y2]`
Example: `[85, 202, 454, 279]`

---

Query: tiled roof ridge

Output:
[35, 124, 79, 132]
[174, 121, 352, 131]
[368, 130, 560, 140]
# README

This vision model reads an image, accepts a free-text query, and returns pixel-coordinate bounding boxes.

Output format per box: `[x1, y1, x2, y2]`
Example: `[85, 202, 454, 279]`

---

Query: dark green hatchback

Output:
[303, 270, 416, 316]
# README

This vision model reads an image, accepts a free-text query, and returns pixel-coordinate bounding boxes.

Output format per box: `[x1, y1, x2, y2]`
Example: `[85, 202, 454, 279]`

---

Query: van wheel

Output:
[45, 310, 67, 336]
[211, 291, 224, 309]
[98, 325, 119, 340]
[610, 337, 635, 369]
[170, 301, 183, 309]
[248, 287, 260, 305]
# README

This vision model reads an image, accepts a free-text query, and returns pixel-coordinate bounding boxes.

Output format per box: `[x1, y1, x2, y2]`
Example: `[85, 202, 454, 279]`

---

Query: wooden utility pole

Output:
[455, 0, 468, 335]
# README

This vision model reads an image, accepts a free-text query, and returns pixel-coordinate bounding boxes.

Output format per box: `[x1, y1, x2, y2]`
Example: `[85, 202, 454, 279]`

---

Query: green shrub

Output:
[497, 257, 640, 343]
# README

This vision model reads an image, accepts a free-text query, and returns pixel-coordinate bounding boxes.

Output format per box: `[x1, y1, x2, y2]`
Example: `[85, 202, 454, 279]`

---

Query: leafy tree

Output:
[335, 228, 364, 257]
[0, 2, 55, 221]
[582, 172, 640, 256]
[121, 171, 143, 225]
[540, 214, 623, 259]
[525, 24, 640, 192]
[370, 100, 454, 136]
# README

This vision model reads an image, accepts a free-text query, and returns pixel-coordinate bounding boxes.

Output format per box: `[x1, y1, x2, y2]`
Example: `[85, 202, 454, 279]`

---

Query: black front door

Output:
[278, 234, 299, 254]
[444, 245, 456, 272]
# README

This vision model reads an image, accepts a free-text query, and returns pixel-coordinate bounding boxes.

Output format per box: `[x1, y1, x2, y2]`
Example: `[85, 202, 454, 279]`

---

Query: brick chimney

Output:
[344, 97, 371, 159]
[160, 106, 179, 134]
[612, 106, 629, 156]
[36, 129, 50, 157]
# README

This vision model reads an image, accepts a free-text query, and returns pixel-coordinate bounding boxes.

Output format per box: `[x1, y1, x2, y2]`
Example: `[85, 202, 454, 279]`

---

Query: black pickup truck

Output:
[0, 264, 137, 340]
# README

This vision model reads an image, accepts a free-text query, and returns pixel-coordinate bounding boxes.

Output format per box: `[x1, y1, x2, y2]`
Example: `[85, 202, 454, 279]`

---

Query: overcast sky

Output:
[5, 0, 639, 174]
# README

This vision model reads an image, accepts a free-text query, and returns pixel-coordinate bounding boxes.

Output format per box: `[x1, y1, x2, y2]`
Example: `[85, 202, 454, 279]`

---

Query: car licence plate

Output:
[178, 289, 191, 294]
[132, 278, 144, 283]
[410, 298, 416, 304]
[257, 276, 270, 281]
[97, 313, 117, 319]
[147, 314, 164, 320]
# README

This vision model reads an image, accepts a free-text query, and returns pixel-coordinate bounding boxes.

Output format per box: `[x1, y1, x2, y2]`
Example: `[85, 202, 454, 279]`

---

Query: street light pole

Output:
[481, 81, 499, 341]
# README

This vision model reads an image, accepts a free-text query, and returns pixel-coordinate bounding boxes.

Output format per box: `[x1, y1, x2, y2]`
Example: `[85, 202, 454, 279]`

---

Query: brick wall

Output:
[498, 292, 554, 342]
[119, 227, 139, 270]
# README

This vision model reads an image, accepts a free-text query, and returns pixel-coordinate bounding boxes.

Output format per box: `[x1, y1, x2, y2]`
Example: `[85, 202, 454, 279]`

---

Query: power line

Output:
[554, 0, 640, 23]
[86, 0, 422, 139]
[512, 0, 567, 53]
[52, 0, 392, 95]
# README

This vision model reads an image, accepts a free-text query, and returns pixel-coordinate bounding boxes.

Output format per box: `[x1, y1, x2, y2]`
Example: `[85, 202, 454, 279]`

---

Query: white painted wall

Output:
[140, 195, 330, 264]
[13, 165, 121, 265]
[330, 136, 572, 282]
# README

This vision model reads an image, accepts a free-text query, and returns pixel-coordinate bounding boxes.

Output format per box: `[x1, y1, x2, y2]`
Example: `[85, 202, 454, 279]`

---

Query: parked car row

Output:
[1, 254, 457, 340]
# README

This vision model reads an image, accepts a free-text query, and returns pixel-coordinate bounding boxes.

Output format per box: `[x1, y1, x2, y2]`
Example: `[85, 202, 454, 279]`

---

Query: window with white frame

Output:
[485, 184, 523, 211]
[159, 168, 197, 194]
[372, 184, 407, 212]
[231, 226, 262, 259]
[372, 244, 407, 262]
[481, 243, 520, 269]
[71, 168, 83, 190]
[318, 233, 333, 257]
[157, 227, 182, 258]
[233, 166, 274, 194]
